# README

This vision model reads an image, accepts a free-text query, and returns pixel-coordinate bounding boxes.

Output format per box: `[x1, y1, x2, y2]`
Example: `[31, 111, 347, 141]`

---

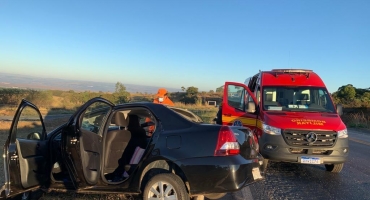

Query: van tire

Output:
[325, 163, 344, 173]
[143, 173, 189, 200]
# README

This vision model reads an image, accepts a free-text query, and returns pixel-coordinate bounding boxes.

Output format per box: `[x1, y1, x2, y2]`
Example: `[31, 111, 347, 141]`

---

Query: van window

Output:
[262, 87, 335, 113]
[227, 85, 246, 111]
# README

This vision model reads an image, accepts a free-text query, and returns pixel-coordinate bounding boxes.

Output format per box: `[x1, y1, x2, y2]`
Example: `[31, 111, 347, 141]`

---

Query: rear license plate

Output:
[252, 167, 263, 180]
[300, 156, 321, 164]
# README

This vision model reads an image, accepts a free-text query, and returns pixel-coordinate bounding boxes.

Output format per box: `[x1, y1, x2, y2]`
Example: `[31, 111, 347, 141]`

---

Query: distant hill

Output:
[0, 72, 180, 94]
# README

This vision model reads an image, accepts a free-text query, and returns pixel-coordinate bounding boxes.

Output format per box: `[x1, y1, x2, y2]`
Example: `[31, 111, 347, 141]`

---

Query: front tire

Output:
[325, 163, 344, 173]
[143, 173, 189, 200]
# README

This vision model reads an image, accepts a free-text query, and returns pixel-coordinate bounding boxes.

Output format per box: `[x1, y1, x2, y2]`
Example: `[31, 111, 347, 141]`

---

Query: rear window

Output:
[169, 107, 204, 123]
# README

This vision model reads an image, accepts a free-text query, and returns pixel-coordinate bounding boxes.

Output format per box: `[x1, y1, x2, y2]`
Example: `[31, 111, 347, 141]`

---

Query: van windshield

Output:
[262, 86, 336, 113]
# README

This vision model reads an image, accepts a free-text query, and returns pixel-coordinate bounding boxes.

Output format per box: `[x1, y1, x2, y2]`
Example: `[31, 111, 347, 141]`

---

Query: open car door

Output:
[222, 81, 258, 130]
[62, 97, 114, 188]
[1, 99, 49, 199]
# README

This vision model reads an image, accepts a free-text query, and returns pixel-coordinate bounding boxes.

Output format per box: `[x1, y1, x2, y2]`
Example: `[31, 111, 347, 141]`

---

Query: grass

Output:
[342, 111, 370, 129]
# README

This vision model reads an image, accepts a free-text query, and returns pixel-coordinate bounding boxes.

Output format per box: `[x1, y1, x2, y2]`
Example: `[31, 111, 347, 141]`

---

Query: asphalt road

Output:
[222, 129, 370, 200]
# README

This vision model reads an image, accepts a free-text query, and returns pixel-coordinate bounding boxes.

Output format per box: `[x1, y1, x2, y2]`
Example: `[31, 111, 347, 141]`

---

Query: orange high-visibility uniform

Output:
[147, 88, 174, 134]
[152, 88, 174, 106]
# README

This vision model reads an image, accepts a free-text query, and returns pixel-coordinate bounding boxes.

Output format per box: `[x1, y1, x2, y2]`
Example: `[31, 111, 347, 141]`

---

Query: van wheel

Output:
[325, 163, 344, 173]
[204, 193, 226, 199]
[143, 173, 189, 200]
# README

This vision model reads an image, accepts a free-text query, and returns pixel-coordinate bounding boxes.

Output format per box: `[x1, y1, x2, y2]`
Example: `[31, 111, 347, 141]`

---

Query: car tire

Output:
[143, 173, 189, 200]
[204, 193, 227, 199]
[325, 163, 344, 173]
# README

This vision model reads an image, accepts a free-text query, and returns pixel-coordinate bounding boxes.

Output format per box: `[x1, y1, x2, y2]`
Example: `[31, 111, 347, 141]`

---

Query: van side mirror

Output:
[246, 102, 256, 113]
[336, 104, 343, 116]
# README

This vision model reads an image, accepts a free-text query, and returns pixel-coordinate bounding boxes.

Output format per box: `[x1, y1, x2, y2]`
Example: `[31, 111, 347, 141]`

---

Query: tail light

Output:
[214, 126, 240, 156]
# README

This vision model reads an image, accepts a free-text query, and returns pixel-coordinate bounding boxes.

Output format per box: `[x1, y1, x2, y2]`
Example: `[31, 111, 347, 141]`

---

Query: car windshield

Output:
[262, 86, 336, 113]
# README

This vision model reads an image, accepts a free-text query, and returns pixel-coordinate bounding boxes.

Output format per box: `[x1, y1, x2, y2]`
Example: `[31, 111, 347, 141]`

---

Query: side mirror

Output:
[27, 132, 41, 140]
[246, 102, 256, 113]
[336, 104, 343, 116]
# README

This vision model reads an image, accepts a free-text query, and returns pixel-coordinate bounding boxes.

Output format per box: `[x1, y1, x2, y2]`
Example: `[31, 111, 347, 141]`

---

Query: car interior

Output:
[49, 107, 157, 185]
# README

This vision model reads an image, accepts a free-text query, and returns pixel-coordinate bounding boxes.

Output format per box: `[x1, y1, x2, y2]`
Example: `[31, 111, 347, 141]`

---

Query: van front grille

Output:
[282, 130, 337, 147]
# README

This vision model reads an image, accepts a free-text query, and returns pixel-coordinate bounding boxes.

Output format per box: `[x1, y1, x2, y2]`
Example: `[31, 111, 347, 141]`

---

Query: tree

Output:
[181, 86, 186, 91]
[216, 86, 223, 93]
[337, 84, 356, 101]
[182, 86, 199, 104]
[113, 82, 130, 104]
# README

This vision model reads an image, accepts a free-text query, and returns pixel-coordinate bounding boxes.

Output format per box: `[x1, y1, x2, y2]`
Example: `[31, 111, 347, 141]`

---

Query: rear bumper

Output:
[176, 155, 264, 195]
[259, 134, 349, 164]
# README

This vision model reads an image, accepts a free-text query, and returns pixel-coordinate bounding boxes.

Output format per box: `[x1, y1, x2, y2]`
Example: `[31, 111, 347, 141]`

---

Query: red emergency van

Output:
[220, 69, 348, 173]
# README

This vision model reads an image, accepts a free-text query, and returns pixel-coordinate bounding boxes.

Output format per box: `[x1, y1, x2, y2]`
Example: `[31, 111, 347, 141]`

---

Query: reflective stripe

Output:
[222, 115, 263, 129]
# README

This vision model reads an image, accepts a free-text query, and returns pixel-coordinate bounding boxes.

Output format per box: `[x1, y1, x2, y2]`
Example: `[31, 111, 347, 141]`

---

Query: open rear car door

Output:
[61, 97, 114, 188]
[1, 99, 49, 199]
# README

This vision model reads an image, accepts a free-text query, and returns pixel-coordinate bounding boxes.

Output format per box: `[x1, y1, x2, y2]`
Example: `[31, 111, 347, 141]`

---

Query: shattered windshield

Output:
[262, 86, 336, 113]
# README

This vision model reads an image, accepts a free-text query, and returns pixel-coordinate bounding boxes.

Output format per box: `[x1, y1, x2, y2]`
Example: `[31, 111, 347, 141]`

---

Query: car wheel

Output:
[204, 193, 226, 199]
[143, 173, 189, 200]
[325, 163, 344, 173]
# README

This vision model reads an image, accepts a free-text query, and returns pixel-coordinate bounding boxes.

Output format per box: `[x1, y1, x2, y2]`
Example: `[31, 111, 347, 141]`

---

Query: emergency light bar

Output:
[271, 69, 313, 73]
[271, 69, 312, 78]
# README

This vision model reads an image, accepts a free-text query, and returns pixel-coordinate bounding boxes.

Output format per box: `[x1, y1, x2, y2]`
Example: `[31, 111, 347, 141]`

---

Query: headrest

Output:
[265, 94, 273, 102]
[300, 94, 309, 100]
[128, 114, 141, 128]
[114, 112, 128, 127]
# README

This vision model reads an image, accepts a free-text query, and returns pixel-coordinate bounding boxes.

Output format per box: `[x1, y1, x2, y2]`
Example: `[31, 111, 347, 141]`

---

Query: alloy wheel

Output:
[147, 181, 177, 200]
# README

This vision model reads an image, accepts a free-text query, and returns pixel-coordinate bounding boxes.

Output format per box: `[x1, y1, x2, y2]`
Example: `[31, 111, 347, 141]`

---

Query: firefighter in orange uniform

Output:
[152, 88, 174, 106]
[147, 88, 174, 135]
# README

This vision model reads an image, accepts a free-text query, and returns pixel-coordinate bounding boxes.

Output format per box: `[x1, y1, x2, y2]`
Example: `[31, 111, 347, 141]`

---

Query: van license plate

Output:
[300, 156, 321, 164]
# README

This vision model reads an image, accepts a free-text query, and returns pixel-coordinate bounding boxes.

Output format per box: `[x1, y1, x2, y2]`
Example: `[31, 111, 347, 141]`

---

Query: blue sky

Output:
[0, 0, 369, 93]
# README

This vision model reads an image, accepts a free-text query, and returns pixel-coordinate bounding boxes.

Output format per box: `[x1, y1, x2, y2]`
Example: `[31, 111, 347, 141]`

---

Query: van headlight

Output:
[337, 129, 348, 138]
[263, 123, 281, 135]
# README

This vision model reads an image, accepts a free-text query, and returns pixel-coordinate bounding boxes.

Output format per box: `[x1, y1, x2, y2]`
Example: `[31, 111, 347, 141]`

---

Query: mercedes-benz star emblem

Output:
[306, 132, 318, 143]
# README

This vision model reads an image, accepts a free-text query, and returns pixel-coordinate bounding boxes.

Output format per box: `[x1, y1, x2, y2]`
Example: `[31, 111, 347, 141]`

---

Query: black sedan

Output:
[0, 97, 264, 200]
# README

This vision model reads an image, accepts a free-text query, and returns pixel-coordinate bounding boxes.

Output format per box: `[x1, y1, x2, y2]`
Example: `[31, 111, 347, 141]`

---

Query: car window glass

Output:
[227, 85, 245, 111]
[81, 102, 111, 134]
[16, 106, 43, 140]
